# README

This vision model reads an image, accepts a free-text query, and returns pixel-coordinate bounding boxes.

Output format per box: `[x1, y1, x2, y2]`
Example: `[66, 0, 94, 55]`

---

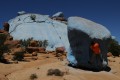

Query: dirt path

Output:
[0, 54, 120, 80]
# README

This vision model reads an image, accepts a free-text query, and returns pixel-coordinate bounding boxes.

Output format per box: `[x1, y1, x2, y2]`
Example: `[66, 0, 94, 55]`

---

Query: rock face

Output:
[4, 40, 21, 49]
[8, 12, 112, 70]
[9, 12, 69, 51]
[3, 22, 10, 32]
[52, 12, 64, 18]
[17, 11, 26, 16]
[67, 17, 111, 70]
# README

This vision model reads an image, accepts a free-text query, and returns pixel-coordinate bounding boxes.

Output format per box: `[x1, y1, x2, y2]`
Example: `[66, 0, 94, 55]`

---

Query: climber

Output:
[89, 41, 102, 66]
[91, 41, 101, 54]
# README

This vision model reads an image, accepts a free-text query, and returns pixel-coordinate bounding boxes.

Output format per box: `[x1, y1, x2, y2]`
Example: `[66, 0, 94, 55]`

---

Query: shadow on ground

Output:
[68, 64, 111, 72]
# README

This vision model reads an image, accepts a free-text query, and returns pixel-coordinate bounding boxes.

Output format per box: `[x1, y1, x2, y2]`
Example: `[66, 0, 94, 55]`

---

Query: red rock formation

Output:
[26, 47, 46, 53]
[6, 35, 13, 41]
[38, 47, 46, 53]
[56, 47, 65, 53]
[23, 54, 32, 57]
[12, 47, 25, 55]
[4, 40, 21, 49]
[29, 40, 39, 47]
[3, 22, 10, 32]
[0, 30, 6, 33]
[52, 17, 67, 21]
[26, 47, 39, 53]
[32, 52, 37, 56]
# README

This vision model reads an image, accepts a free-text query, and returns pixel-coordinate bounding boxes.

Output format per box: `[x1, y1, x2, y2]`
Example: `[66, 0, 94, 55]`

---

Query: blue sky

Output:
[0, 0, 120, 42]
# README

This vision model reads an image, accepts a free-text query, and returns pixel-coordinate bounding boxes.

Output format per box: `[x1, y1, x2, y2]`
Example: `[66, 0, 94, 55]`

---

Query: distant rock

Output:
[17, 11, 26, 16]
[52, 12, 67, 22]
[52, 12, 64, 18]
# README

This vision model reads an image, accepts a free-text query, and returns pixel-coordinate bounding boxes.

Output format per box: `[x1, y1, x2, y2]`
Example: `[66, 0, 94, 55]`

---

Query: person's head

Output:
[91, 41, 96, 45]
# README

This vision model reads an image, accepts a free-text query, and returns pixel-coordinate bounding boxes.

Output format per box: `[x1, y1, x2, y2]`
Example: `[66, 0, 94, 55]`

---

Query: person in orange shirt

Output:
[90, 41, 101, 54]
[89, 41, 102, 66]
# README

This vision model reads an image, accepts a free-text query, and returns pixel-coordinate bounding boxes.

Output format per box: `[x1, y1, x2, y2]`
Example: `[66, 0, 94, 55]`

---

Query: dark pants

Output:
[90, 53, 102, 66]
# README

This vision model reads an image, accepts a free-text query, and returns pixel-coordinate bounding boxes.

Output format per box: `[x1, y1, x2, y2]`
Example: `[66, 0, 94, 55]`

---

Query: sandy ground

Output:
[0, 53, 120, 80]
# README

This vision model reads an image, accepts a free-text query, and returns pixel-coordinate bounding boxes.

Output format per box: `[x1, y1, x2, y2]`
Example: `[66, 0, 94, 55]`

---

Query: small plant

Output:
[13, 51, 25, 61]
[38, 40, 43, 47]
[0, 33, 8, 62]
[30, 73, 38, 80]
[42, 40, 48, 48]
[47, 69, 64, 76]
[21, 38, 48, 48]
[108, 38, 120, 56]
[38, 40, 48, 48]
[30, 15, 36, 22]
[20, 37, 33, 47]
[0, 33, 7, 45]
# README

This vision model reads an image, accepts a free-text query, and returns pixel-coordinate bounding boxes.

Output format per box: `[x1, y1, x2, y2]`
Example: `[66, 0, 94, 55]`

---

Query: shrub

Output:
[20, 37, 33, 47]
[38, 40, 48, 48]
[42, 40, 48, 48]
[13, 52, 24, 61]
[0, 33, 8, 62]
[30, 15, 36, 22]
[47, 69, 64, 76]
[38, 40, 42, 47]
[13, 47, 25, 61]
[30, 73, 38, 80]
[108, 38, 120, 56]
[21, 38, 48, 48]
[0, 33, 7, 45]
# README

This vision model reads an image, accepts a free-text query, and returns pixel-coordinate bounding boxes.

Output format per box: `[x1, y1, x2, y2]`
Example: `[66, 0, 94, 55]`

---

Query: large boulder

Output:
[4, 40, 21, 49]
[9, 13, 69, 51]
[67, 17, 111, 70]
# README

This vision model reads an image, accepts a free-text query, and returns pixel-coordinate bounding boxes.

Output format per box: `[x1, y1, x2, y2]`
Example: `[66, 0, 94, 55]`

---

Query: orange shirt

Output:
[91, 43, 101, 54]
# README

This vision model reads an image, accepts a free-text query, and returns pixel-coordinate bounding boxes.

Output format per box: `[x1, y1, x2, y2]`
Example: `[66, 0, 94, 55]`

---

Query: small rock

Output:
[32, 52, 37, 56]
[56, 47, 65, 53]
[107, 52, 113, 57]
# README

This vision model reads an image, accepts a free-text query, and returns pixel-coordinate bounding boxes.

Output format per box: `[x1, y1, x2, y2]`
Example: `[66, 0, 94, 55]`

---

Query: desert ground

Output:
[0, 52, 120, 80]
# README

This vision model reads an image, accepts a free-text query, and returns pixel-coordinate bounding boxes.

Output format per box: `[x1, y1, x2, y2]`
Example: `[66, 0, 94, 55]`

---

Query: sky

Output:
[0, 0, 120, 43]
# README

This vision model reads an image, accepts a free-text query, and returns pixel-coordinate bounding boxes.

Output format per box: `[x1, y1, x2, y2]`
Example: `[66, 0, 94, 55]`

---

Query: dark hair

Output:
[91, 41, 96, 45]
